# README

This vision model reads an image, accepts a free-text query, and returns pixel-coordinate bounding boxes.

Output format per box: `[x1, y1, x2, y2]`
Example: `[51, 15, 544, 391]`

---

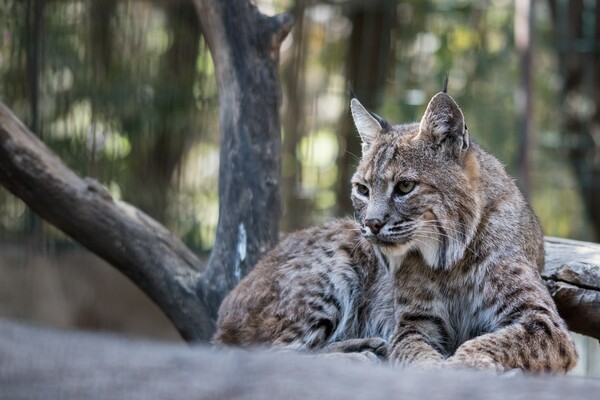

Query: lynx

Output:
[214, 85, 578, 373]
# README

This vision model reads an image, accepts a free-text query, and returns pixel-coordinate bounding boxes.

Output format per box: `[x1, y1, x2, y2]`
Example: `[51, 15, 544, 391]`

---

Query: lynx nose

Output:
[365, 218, 385, 235]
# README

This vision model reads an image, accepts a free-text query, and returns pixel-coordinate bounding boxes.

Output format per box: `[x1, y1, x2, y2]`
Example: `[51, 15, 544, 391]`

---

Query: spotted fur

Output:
[214, 90, 578, 373]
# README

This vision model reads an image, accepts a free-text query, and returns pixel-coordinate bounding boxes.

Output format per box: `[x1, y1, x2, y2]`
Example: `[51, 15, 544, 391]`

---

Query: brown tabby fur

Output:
[214, 88, 578, 373]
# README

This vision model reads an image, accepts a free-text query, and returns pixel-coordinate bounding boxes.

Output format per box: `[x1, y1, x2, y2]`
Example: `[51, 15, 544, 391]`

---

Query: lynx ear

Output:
[418, 92, 469, 157]
[350, 98, 387, 152]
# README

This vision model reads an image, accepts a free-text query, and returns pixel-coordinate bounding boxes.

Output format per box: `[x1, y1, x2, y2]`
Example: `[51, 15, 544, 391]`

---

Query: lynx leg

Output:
[389, 326, 445, 369]
[319, 350, 382, 364]
[446, 312, 578, 373]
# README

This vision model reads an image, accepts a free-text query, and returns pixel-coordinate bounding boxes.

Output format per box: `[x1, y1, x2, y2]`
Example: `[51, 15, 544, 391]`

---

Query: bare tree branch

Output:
[0, 101, 213, 341]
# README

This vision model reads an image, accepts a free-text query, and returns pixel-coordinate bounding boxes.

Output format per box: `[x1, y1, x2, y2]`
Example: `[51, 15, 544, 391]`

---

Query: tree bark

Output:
[542, 237, 600, 339]
[192, 0, 293, 305]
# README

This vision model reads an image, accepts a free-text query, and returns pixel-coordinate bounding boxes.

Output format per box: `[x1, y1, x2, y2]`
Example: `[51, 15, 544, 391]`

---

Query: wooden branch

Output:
[2, 319, 600, 399]
[543, 237, 600, 340]
[0, 102, 214, 341]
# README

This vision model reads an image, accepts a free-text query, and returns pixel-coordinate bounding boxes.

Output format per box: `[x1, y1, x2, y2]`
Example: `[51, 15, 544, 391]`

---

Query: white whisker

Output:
[417, 229, 477, 255]
[349, 236, 368, 256]
[410, 236, 435, 252]
[345, 150, 361, 163]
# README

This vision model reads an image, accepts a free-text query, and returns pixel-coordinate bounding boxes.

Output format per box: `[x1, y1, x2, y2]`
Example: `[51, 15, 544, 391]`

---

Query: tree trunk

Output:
[0, 0, 293, 342]
[280, 0, 309, 231]
[515, 0, 534, 199]
[192, 0, 293, 309]
[126, 0, 201, 223]
[23, 0, 45, 236]
[548, 0, 600, 238]
[336, 1, 396, 215]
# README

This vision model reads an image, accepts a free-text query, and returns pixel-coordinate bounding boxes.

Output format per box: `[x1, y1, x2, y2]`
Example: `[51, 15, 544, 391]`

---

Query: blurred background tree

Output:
[0, 0, 599, 374]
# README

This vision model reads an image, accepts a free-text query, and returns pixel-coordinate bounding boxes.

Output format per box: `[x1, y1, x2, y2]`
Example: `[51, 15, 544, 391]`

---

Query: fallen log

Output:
[543, 237, 600, 340]
[1, 319, 599, 400]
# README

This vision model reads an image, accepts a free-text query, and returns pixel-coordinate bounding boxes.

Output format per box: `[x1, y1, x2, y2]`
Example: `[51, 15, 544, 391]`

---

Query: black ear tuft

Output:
[350, 96, 390, 153]
[348, 82, 357, 100]
[349, 88, 391, 134]
[418, 92, 469, 158]
[442, 72, 449, 94]
[367, 109, 391, 132]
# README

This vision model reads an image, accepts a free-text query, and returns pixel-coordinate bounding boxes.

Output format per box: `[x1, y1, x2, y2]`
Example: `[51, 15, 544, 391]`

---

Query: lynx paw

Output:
[445, 354, 505, 374]
[324, 337, 389, 359]
[500, 368, 524, 378]
[320, 350, 382, 364]
[404, 359, 446, 371]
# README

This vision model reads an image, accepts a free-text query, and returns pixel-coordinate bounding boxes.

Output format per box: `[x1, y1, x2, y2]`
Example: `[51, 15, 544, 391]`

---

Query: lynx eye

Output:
[355, 183, 369, 197]
[396, 180, 416, 195]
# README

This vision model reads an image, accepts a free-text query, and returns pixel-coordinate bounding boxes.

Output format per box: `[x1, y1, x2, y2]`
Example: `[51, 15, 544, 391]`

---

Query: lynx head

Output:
[350, 90, 481, 271]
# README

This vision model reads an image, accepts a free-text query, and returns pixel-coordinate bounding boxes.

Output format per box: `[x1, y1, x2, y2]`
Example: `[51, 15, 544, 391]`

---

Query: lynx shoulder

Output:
[214, 88, 578, 373]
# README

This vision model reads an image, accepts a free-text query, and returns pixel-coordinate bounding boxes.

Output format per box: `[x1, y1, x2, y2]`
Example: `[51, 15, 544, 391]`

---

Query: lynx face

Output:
[350, 94, 480, 271]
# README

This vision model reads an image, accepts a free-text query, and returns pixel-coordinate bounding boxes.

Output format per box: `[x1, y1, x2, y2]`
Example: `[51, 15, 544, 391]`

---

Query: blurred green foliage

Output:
[0, 0, 595, 251]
